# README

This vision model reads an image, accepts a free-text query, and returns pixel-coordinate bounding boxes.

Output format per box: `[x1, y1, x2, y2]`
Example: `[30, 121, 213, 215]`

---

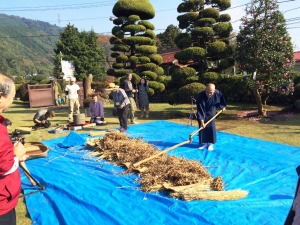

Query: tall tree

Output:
[108, 0, 166, 96]
[236, 0, 294, 116]
[157, 25, 181, 52]
[53, 24, 106, 81]
[168, 0, 233, 103]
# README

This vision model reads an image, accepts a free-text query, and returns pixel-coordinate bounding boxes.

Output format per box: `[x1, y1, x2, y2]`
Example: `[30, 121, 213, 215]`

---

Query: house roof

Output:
[159, 49, 180, 64]
[294, 52, 300, 62]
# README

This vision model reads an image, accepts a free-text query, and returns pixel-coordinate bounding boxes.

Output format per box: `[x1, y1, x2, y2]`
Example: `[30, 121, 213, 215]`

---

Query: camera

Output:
[10, 130, 25, 145]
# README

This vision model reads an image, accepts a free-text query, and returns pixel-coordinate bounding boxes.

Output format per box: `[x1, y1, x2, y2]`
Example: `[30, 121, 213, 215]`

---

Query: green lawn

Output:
[4, 100, 298, 225]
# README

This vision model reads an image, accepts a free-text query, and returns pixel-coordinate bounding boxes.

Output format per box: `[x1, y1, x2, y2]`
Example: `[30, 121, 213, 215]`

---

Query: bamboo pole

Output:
[133, 110, 223, 168]
[133, 140, 190, 168]
[19, 162, 37, 186]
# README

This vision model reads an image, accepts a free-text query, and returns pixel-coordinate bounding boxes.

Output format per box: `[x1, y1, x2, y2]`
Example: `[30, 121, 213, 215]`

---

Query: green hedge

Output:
[144, 29, 156, 39]
[195, 18, 216, 27]
[123, 36, 155, 45]
[111, 44, 130, 52]
[148, 54, 163, 65]
[138, 62, 158, 72]
[113, 0, 155, 20]
[138, 56, 151, 64]
[177, 12, 199, 25]
[141, 71, 158, 80]
[213, 0, 231, 10]
[136, 45, 157, 54]
[138, 20, 155, 30]
[116, 54, 128, 63]
[207, 41, 226, 56]
[123, 24, 146, 33]
[218, 13, 231, 22]
[201, 7, 220, 19]
[128, 15, 140, 23]
[191, 27, 214, 39]
[213, 22, 232, 37]
[175, 47, 205, 62]
[176, 37, 193, 49]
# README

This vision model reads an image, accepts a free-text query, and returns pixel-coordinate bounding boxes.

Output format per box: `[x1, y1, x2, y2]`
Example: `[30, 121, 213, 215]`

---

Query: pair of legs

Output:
[140, 107, 149, 118]
[33, 120, 51, 129]
[198, 119, 216, 151]
[68, 98, 80, 120]
[90, 117, 104, 125]
[128, 97, 137, 123]
[117, 105, 129, 131]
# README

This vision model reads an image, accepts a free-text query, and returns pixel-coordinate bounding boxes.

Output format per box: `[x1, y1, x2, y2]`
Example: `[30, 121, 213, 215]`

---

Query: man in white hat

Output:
[65, 77, 80, 121]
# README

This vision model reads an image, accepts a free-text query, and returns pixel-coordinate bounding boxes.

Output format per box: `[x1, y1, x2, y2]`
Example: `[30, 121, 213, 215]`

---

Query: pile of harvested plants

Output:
[87, 130, 248, 201]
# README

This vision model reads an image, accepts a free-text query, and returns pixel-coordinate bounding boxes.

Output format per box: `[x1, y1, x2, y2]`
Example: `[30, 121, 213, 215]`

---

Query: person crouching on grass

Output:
[32, 109, 55, 130]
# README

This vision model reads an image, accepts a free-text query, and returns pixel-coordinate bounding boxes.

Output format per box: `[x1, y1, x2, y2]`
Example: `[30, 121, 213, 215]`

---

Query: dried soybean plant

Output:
[87, 130, 248, 201]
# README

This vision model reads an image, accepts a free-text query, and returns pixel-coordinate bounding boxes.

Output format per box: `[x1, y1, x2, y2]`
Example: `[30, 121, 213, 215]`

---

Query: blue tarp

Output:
[21, 121, 300, 225]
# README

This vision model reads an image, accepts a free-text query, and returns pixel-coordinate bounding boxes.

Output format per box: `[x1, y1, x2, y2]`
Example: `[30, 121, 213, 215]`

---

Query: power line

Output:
[0, 1, 115, 12]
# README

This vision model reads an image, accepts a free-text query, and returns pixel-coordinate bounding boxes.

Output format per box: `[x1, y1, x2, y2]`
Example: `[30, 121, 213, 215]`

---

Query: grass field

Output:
[3, 100, 299, 225]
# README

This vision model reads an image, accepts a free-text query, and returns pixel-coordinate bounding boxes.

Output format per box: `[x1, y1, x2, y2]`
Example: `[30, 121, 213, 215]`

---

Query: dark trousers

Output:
[117, 105, 129, 130]
[0, 208, 16, 225]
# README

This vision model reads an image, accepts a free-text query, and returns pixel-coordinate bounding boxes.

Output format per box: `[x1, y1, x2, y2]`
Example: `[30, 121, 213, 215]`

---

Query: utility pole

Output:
[58, 14, 61, 27]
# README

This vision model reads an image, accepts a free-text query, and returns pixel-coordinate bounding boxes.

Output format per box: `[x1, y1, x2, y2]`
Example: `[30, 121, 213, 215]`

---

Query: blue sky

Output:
[0, 0, 299, 51]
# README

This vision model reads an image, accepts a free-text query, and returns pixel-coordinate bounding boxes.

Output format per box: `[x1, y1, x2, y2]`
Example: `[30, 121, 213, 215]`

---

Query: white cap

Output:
[70, 77, 76, 82]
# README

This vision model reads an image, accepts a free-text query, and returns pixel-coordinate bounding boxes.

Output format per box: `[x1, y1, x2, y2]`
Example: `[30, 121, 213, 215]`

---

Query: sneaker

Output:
[208, 143, 214, 151]
[198, 143, 208, 150]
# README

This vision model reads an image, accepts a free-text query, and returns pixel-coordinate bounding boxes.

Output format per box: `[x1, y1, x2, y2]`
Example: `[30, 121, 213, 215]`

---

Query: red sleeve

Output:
[0, 124, 15, 176]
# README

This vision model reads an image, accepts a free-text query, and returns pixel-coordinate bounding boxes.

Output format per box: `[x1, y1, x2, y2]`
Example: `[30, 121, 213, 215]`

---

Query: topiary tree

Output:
[236, 0, 294, 116]
[174, 0, 233, 76]
[109, 0, 165, 95]
[168, 0, 233, 103]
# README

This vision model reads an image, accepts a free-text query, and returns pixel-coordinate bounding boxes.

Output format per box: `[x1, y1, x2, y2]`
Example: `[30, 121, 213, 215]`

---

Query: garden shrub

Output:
[136, 45, 157, 55]
[141, 71, 157, 80]
[195, 18, 216, 27]
[112, 0, 155, 20]
[202, 72, 219, 83]
[123, 24, 146, 33]
[138, 20, 155, 30]
[217, 14, 231, 22]
[128, 15, 140, 23]
[175, 47, 205, 62]
[201, 7, 220, 19]
[116, 54, 128, 63]
[111, 44, 130, 52]
[191, 27, 214, 39]
[18, 83, 29, 101]
[144, 29, 155, 39]
[138, 56, 151, 64]
[148, 54, 163, 65]
[154, 67, 164, 75]
[294, 83, 300, 99]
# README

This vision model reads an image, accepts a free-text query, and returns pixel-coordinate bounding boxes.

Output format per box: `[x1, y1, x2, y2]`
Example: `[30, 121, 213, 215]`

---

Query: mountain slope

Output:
[0, 13, 63, 77]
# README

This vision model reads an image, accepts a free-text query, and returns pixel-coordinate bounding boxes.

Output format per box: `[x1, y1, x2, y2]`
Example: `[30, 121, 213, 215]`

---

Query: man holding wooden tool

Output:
[196, 83, 226, 151]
